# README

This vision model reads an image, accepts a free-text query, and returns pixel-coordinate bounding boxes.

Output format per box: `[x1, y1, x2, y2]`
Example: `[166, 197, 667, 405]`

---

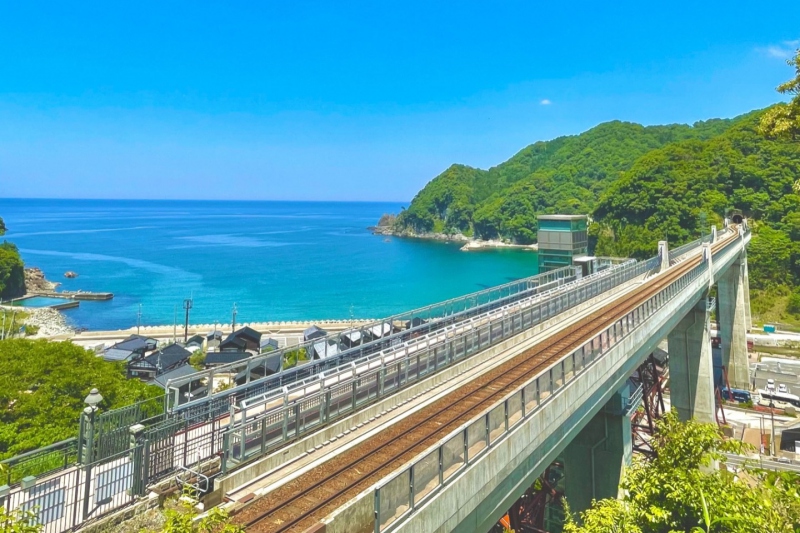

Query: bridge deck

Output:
[232, 230, 739, 532]
[222, 270, 648, 503]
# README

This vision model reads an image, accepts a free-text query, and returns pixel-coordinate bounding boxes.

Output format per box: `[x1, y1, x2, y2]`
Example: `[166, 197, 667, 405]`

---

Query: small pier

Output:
[31, 291, 114, 301]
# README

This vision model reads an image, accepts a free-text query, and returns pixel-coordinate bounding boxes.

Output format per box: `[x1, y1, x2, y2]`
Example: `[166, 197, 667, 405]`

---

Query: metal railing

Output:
[1, 439, 78, 487]
[668, 237, 704, 263]
[219, 257, 660, 470]
[373, 257, 713, 532]
[164, 266, 577, 411]
[1, 445, 140, 533]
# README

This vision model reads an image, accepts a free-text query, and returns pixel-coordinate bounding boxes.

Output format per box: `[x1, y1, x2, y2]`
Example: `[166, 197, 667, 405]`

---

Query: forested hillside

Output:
[0, 216, 25, 300]
[392, 106, 800, 322]
[593, 111, 799, 267]
[593, 109, 800, 321]
[396, 118, 735, 243]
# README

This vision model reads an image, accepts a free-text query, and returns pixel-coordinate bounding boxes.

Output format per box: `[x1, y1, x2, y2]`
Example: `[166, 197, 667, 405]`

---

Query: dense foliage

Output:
[396, 119, 733, 243]
[593, 52, 800, 315]
[0, 218, 25, 300]
[0, 339, 162, 459]
[760, 50, 800, 141]
[593, 109, 800, 289]
[564, 412, 800, 533]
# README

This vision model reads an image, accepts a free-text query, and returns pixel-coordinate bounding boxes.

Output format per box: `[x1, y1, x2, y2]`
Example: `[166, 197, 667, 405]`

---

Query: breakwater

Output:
[31, 290, 113, 301]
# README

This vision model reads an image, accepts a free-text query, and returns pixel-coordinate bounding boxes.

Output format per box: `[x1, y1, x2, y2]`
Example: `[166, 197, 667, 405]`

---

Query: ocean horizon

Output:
[0, 198, 539, 331]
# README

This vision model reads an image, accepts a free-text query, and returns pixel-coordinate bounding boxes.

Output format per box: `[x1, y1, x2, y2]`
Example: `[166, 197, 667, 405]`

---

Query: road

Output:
[723, 453, 800, 473]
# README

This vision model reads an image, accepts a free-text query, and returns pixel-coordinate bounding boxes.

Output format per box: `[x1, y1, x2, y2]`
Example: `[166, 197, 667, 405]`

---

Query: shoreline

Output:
[66, 319, 379, 348]
[459, 240, 537, 252]
[370, 225, 537, 252]
[0, 306, 75, 338]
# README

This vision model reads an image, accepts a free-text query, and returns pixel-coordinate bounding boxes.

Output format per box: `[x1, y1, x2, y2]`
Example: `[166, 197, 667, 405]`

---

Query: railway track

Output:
[235, 233, 735, 532]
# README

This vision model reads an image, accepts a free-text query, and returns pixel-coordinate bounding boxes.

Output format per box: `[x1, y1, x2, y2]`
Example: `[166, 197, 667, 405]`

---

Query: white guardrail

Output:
[220, 256, 662, 470]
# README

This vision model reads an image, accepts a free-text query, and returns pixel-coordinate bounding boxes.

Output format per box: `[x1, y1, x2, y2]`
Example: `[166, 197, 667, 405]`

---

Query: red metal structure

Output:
[630, 353, 667, 457]
[493, 462, 565, 533]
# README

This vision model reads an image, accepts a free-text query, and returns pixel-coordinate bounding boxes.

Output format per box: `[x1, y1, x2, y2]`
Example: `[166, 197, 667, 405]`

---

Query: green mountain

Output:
[395, 107, 800, 323]
[397, 117, 736, 243]
[593, 109, 800, 295]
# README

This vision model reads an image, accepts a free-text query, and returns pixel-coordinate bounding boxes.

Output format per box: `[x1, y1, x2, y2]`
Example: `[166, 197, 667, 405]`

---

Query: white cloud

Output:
[540, 99, 552, 105]
[760, 40, 799, 59]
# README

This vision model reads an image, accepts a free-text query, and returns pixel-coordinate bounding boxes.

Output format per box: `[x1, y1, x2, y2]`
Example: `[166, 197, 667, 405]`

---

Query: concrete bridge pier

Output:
[562, 389, 632, 518]
[667, 295, 715, 423]
[742, 252, 752, 331]
[717, 253, 750, 390]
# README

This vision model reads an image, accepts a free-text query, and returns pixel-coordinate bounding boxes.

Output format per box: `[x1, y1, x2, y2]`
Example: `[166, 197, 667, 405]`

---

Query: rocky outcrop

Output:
[24, 267, 59, 292]
[369, 224, 471, 243]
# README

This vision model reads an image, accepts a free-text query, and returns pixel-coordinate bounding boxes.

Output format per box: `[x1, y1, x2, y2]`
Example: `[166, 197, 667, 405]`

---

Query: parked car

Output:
[779, 383, 788, 393]
[767, 378, 776, 391]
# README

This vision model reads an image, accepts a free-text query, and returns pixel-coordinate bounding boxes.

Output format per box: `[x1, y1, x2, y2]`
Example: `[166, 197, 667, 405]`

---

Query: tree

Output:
[760, 49, 800, 141]
[0, 339, 162, 459]
[189, 350, 206, 370]
[0, 217, 25, 300]
[787, 288, 800, 315]
[564, 411, 800, 533]
[0, 242, 25, 300]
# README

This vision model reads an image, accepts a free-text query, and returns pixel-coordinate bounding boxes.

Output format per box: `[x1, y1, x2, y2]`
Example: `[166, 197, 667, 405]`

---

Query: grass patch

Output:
[753, 344, 800, 358]
[750, 288, 800, 331]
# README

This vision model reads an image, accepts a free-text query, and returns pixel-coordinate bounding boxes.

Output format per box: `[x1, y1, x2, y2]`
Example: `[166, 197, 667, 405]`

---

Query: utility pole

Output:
[760, 413, 765, 467]
[1, 312, 5, 340]
[183, 298, 193, 343]
[232, 303, 238, 332]
[770, 399, 776, 456]
[136, 304, 142, 335]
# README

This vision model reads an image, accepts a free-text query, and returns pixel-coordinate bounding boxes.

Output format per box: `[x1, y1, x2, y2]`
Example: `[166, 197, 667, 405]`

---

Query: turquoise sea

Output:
[0, 199, 538, 331]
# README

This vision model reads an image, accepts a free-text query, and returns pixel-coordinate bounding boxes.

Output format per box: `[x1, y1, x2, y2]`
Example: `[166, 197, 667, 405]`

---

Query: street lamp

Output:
[79, 387, 103, 520]
[79, 388, 103, 465]
[84, 388, 103, 410]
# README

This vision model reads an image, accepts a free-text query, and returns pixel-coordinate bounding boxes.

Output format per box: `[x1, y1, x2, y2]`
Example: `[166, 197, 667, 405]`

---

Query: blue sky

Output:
[0, 1, 798, 202]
